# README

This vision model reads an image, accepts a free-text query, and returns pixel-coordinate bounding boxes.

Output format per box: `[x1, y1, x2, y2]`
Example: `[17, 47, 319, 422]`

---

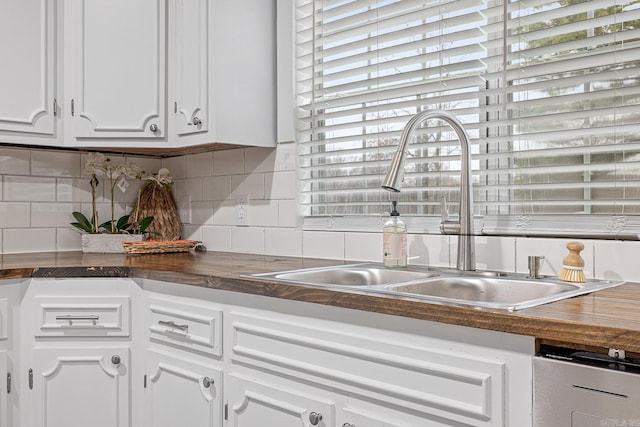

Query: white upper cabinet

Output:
[0, 0, 56, 137]
[64, 0, 166, 140]
[170, 0, 209, 137]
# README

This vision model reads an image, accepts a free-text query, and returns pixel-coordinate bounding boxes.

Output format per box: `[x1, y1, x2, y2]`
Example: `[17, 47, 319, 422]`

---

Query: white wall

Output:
[0, 144, 637, 282]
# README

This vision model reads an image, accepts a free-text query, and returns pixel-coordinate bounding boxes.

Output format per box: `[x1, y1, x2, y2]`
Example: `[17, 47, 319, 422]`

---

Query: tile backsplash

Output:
[2, 144, 640, 282]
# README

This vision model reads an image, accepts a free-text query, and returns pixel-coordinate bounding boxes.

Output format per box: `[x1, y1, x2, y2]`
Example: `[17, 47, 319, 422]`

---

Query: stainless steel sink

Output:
[252, 264, 438, 287]
[385, 277, 586, 310]
[248, 263, 624, 310]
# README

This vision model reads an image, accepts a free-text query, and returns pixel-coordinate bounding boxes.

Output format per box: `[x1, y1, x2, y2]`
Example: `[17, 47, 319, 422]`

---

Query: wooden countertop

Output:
[2, 250, 640, 353]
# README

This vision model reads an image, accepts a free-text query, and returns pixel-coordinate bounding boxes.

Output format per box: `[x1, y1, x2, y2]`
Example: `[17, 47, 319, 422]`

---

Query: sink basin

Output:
[253, 264, 438, 287]
[248, 263, 624, 310]
[385, 277, 583, 310]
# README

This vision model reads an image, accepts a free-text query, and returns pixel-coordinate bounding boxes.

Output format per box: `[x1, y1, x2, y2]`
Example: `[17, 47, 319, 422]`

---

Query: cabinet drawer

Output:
[33, 296, 131, 337]
[147, 297, 222, 356]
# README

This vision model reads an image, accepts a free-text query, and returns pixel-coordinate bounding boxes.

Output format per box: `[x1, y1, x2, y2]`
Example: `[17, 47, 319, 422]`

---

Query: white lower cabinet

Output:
[227, 373, 336, 427]
[30, 347, 130, 427]
[144, 349, 222, 427]
[5, 277, 533, 427]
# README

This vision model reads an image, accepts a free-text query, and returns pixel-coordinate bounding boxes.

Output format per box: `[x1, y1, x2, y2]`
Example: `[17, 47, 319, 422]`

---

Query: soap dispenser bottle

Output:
[383, 201, 407, 268]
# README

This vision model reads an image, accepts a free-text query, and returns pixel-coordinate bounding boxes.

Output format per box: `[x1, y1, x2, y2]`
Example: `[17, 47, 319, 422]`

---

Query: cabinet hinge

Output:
[174, 101, 177, 114]
[28, 368, 33, 390]
[144, 374, 147, 388]
[53, 98, 58, 116]
[71, 99, 75, 117]
[6, 373, 10, 394]
[224, 402, 228, 421]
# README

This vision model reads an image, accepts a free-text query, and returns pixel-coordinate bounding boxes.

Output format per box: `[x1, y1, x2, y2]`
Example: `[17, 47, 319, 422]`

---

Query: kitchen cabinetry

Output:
[20, 278, 135, 427]
[31, 347, 130, 427]
[64, 0, 167, 140]
[142, 293, 224, 427]
[0, 0, 59, 144]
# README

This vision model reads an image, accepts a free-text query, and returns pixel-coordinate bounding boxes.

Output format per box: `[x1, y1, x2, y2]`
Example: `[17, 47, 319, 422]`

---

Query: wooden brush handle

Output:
[563, 241, 585, 268]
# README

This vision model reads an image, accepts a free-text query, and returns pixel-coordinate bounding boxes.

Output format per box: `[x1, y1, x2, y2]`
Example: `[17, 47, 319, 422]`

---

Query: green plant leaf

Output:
[138, 216, 154, 233]
[116, 214, 131, 231]
[71, 212, 94, 233]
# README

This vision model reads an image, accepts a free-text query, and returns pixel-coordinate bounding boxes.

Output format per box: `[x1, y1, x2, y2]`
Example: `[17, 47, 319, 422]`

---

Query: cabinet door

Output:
[0, 351, 6, 427]
[66, 0, 166, 139]
[31, 347, 130, 427]
[227, 373, 336, 427]
[170, 0, 209, 136]
[144, 349, 222, 427]
[0, 0, 55, 134]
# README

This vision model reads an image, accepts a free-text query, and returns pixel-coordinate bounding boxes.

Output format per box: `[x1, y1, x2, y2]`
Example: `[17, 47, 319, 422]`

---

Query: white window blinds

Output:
[297, 0, 640, 235]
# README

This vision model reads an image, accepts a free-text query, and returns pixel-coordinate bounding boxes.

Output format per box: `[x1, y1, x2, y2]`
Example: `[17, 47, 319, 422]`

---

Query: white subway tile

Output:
[265, 171, 296, 200]
[175, 178, 204, 202]
[407, 234, 451, 267]
[203, 176, 232, 201]
[202, 226, 232, 251]
[593, 240, 639, 282]
[278, 199, 298, 228]
[244, 147, 276, 173]
[3, 176, 56, 202]
[213, 201, 236, 226]
[32, 203, 80, 228]
[213, 149, 243, 176]
[474, 235, 516, 273]
[345, 232, 382, 262]
[265, 228, 302, 257]
[113, 178, 143, 203]
[230, 173, 265, 199]
[250, 200, 279, 227]
[3, 228, 56, 253]
[56, 228, 82, 251]
[0, 203, 30, 228]
[181, 225, 203, 241]
[302, 231, 345, 260]
[0, 147, 30, 175]
[32, 150, 81, 177]
[161, 156, 186, 179]
[56, 177, 96, 203]
[191, 201, 214, 225]
[185, 152, 214, 178]
[124, 156, 161, 177]
[232, 227, 265, 254]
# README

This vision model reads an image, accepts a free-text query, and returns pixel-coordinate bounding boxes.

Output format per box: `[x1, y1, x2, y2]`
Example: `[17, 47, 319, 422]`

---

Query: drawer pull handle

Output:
[55, 315, 100, 323]
[158, 320, 189, 334]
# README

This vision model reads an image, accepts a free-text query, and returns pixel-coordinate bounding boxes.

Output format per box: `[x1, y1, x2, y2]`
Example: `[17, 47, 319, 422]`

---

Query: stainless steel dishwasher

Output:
[534, 345, 640, 426]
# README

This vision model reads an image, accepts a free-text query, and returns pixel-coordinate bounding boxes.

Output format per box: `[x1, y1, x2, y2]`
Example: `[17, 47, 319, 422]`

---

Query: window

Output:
[296, 0, 640, 237]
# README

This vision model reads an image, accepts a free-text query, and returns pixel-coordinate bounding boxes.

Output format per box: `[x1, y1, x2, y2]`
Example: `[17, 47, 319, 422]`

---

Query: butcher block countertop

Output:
[2, 250, 639, 354]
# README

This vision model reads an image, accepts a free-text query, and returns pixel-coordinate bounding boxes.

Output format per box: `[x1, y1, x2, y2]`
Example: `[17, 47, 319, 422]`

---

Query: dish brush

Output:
[559, 241, 586, 283]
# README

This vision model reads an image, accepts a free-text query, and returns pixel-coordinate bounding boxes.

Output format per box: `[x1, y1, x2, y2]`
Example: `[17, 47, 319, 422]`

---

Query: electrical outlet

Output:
[178, 195, 192, 224]
[237, 194, 249, 226]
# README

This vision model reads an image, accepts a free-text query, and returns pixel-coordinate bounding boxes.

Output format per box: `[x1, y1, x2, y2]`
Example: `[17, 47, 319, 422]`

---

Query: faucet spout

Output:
[381, 110, 475, 271]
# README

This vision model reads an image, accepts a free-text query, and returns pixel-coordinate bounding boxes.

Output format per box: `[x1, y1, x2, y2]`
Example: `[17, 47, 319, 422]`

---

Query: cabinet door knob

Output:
[111, 355, 121, 365]
[202, 377, 213, 388]
[192, 116, 202, 126]
[309, 412, 323, 425]
[149, 123, 159, 132]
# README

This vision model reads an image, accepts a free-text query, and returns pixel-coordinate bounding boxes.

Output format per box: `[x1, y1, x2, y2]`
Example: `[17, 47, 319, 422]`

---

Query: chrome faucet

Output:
[381, 110, 475, 271]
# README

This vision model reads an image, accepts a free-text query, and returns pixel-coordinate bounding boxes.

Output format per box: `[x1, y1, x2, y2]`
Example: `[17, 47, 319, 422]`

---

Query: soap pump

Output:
[383, 201, 407, 268]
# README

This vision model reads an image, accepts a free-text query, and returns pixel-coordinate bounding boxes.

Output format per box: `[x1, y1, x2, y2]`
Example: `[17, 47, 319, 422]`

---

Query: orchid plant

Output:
[71, 153, 154, 235]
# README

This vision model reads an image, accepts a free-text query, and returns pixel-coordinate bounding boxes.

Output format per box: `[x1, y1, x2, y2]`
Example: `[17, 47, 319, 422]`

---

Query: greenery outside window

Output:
[296, 0, 640, 238]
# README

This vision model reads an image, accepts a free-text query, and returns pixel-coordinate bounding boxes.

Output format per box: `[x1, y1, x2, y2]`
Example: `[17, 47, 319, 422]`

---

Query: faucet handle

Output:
[441, 198, 450, 222]
[527, 255, 545, 279]
[440, 198, 460, 234]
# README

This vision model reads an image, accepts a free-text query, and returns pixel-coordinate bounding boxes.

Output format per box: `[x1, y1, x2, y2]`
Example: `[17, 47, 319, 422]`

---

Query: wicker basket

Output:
[122, 240, 198, 254]
[132, 182, 181, 241]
